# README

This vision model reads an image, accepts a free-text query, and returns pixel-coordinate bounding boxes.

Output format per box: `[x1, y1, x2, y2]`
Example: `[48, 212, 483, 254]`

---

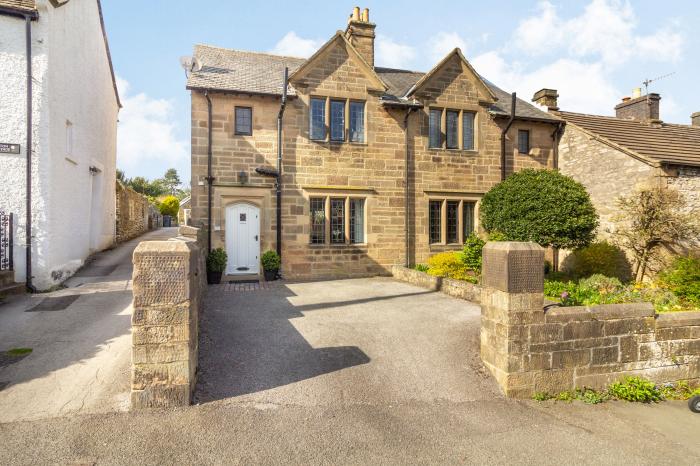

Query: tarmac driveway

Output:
[1, 276, 700, 464]
[197, 277, 499, 405]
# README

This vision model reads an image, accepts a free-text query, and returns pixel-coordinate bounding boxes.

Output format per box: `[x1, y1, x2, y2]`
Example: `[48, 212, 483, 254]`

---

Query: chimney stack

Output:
[692, 112, 700, 126]
[345, 7, 376, 67]
[532, 89, 559, 112]
[614, 91, 661, 122]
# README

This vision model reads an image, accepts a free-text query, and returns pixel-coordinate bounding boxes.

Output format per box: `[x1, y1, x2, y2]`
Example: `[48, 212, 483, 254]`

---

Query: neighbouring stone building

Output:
[186, 7, 561, 280]
[0, 0, 120, 289]
[536, 89, 700, 246]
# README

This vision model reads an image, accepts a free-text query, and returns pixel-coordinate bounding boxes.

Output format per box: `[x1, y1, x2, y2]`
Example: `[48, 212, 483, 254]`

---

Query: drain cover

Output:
[26, 295, 81, 312]
[74, 264, 118, 277]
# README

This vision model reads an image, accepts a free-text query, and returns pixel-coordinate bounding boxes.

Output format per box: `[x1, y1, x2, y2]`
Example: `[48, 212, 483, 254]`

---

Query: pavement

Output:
[0, 228, 178, 423]
[1, 273, 699, 464]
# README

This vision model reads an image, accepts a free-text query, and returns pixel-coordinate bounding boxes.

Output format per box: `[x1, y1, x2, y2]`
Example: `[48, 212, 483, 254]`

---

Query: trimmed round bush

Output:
[480, 169, 598, 249]
[561, 241, 633, 282]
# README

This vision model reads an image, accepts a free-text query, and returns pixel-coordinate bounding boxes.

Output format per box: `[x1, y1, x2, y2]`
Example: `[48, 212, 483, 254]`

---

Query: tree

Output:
[116, 169, 128, 183]
[161, 168, 181, 195]
[480, 169, 598, 249]
[128, 176, 166, 197]
[159, 195, 180, 217]
[610, 185, 700, 281]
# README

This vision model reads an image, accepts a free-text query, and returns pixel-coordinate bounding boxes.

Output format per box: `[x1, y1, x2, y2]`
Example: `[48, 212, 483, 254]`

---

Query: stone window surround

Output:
[426, 194, 481, 247]
[426, 106, 479, 152]
[304, 190, 370, 246]
[518, 129, 530, 154]
[307, 95, 367, 145]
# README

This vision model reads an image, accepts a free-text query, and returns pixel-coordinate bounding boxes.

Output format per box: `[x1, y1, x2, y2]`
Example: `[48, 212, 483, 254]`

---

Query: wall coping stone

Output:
[656, 311, 700, 328]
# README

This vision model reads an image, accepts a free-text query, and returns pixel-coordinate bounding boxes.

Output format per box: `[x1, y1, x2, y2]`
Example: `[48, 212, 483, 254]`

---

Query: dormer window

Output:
[429, 108, 477, 151]
[349, 101, 365, 143]
[429, 109, 442, 148]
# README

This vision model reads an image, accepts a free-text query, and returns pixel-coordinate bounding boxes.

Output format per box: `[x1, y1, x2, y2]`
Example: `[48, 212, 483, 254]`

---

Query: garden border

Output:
[391, 265, 482, 303]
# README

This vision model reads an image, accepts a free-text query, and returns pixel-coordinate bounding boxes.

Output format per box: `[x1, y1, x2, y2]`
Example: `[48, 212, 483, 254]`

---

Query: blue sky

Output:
[102, 0, 700, 184]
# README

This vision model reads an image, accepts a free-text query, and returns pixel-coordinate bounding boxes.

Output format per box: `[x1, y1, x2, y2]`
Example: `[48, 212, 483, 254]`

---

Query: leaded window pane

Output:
[235, 107, 252, 135]
[310, 98, 326, 140]
[429, 109, 442, 148]
[330, 100, 345, 142]
[429, 200, 442, 244]
[518, 129, 530, 154]
[310, 198, 325, 244]
[446, 110, 459, 149]
[463, 112, 475, 150]
[447, 201, 459, 243]
[350, 199, 365, 244]
[349, 101, 365, 143]
[463, 201, 475, 239]
[330, 198, 345, 244]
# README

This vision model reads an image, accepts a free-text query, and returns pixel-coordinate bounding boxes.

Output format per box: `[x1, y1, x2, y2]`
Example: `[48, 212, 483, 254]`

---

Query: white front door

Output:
[225, 203, 260, 275]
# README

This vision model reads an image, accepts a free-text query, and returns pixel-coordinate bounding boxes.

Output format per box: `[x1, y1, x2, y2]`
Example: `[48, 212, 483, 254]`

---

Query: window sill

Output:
[308, 242, 368, 248]
[234, 133, 253, 137]
[427, 148, 479, 154]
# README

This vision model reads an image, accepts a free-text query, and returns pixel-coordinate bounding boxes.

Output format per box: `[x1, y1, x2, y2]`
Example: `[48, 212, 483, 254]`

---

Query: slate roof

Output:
[559, 111, 700, 167]
[187, 44, 560, 122]
[187, 45, 306, 96]
[0, 0, 36, 13]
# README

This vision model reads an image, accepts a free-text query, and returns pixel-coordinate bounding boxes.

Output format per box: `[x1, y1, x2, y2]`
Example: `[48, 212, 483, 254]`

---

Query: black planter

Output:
[207, 270, 223, 284]
[263, 269, 278, 281]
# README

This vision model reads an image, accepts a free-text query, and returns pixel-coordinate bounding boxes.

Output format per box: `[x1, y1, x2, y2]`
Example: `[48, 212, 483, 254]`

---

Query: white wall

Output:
[42, 0, 119, 286]
[0, 12, 49, 285]
[0, 0, 119, 289]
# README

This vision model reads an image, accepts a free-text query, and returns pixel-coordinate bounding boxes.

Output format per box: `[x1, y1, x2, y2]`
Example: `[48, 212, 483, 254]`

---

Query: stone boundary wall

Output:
[391, 265, 481, 303]
[131, 226, 206, 409]
[480, 241, 700, 397]
[116, 181, 153, 243]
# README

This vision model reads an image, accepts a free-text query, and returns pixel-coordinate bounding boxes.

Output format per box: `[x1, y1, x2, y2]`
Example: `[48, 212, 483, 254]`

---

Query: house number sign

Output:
[0, 143, 20, 154]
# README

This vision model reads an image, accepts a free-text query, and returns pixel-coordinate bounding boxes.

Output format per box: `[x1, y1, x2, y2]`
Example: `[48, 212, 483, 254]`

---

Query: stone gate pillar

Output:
[480, 241, 545, 397]
[131, 229, 204, 409]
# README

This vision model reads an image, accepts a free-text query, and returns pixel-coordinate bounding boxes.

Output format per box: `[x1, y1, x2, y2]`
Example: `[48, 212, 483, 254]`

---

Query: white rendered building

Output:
[0, 0, 120, 290]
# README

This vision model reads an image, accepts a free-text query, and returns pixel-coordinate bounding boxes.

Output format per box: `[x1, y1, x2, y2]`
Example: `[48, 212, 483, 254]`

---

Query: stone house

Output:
[186, 7, 561, 280]
[536, 89, 700, 246]
[0, 0, 120, 290]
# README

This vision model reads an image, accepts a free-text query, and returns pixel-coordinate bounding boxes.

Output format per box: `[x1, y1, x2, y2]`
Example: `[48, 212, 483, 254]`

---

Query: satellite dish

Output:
[179, 56, 201, 77]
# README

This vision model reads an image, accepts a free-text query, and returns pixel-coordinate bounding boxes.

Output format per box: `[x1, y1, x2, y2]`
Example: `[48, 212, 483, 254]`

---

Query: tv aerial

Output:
[642, 72, 675, 95]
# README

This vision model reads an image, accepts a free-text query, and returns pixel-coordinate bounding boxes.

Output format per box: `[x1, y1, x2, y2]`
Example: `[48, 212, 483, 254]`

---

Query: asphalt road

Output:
[0, 228, 177, 422]
[1, 273, 698, 464]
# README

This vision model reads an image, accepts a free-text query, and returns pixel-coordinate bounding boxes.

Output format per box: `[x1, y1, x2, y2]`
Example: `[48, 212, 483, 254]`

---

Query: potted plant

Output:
[261, 250, 281, 281]
[206, 248, 227, 284]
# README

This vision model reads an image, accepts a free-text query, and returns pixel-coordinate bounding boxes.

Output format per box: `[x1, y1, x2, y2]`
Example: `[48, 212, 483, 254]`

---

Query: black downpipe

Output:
[25, 14, 35, 292]
[403, 107, 415, 267]
[500, 92, 517, 181]
[204, 91, 213, 252]
[276, 68, 288, 261]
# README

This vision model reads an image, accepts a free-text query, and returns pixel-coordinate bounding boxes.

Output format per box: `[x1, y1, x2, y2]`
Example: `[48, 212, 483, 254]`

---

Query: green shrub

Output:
[658, 256, 700, 304]
[480, 169, 598, 249]
[461, 233, 486, 272]
[561, 241, 633, 282]
[579, 274, 624, 295]
[159, 195, 180, 217]
[544, 279, 574, 299]
[608, 377, 662, 403]
[414, 264, 429, 272]
[427, 252, 474, 281]
[261, 250, 281, 271]
[206, 248, 227, 273]
[532, 392, 551, 401]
